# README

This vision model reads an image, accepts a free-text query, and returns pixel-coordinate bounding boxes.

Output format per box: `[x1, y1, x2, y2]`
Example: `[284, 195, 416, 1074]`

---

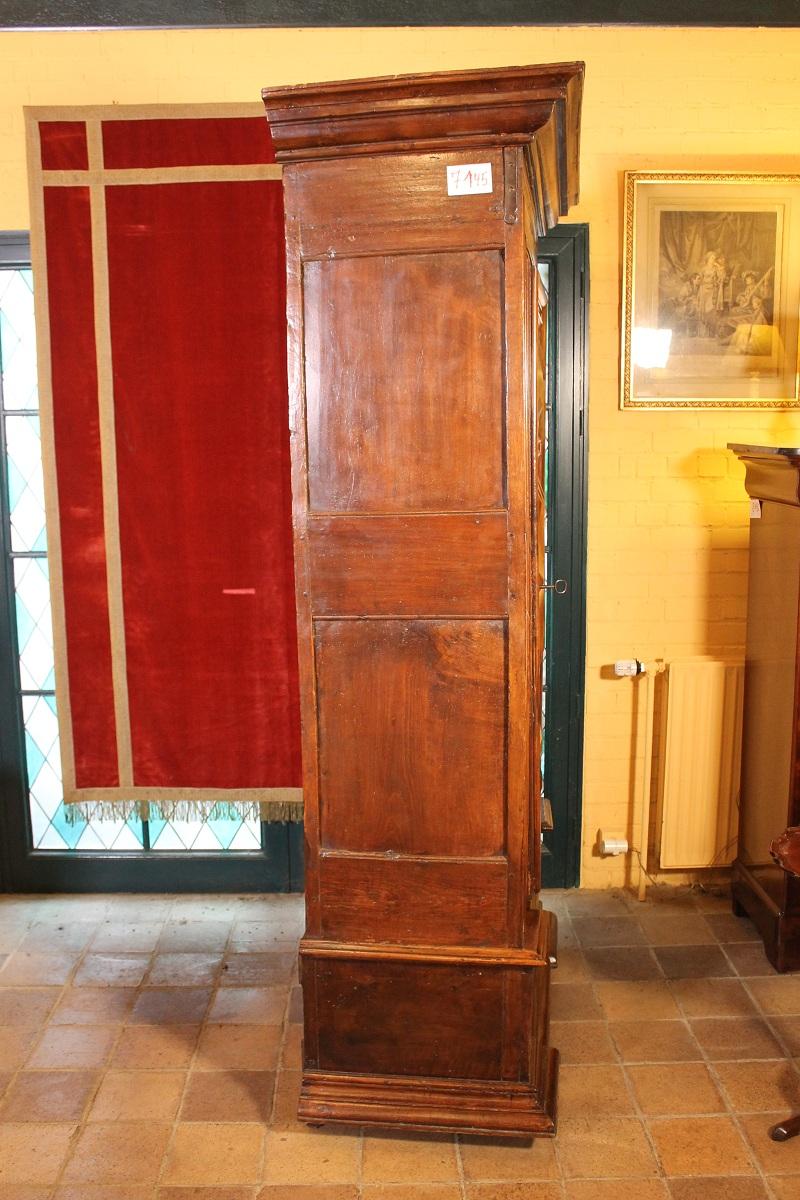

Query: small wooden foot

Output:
[769, 1113, 800, 1141]
[731, 895, 748, 919]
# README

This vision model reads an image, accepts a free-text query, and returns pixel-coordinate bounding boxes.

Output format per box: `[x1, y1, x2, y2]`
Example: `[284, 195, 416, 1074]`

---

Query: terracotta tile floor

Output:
[1, 886, 800, 1198]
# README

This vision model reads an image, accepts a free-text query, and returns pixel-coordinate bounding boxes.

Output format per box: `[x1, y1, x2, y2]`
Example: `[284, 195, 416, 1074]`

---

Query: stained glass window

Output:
[0, 265, 141, 853]
[149, 807, 262, 852]
[1, 261, 269, 856]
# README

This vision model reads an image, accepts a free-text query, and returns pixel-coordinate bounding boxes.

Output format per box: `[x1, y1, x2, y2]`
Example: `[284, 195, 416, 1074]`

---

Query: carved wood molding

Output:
[264, 62, 583, 226]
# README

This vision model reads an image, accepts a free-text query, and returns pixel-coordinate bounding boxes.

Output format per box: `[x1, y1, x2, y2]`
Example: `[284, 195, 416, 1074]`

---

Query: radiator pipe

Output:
[637, 661, 666, 901]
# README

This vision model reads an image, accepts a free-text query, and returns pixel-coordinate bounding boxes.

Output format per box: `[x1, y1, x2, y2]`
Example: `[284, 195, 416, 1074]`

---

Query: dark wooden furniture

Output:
[729, 444, 800, 972]
[769, 826, 800, 1137]
[263, 63, 584, 1137]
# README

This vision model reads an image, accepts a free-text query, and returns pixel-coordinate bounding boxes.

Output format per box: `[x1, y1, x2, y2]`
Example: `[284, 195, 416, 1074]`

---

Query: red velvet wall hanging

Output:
[26, 106, 301, 821]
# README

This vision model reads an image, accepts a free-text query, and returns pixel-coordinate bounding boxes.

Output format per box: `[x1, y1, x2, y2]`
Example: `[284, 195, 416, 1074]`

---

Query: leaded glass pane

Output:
[34, 797, 144, 855]
[23, 692, 58, 772]
[18, 692, 139, 852]
[23, 693, 63, 849]
[110, 824, 143, 850]
[29, 789, 59, 848]
[74, 817, 143, 852]
[228, 819, 262, 850]
[150, 807, 262, 852]
[30, 756, 61, 821]
[14, 557, 55, 690]
[149, 820, 189, 851]
[5, 414, 46, 552]
[0, 269, 38, 410]
[43, 802, 86, 851]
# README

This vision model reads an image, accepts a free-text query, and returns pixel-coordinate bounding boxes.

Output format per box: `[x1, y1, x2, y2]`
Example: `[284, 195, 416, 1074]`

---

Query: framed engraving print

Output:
[621, 171, 800, 408]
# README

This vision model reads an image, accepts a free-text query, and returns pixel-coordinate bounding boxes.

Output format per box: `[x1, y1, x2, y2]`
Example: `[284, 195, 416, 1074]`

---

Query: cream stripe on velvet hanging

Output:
[25, 103, 303, 824]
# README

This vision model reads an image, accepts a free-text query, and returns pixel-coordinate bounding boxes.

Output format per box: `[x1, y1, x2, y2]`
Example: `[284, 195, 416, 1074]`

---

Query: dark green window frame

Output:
[539, 224, 588, 890]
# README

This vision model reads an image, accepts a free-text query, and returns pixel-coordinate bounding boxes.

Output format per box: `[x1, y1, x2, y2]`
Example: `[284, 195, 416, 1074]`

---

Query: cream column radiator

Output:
[656, 657, 744, 870]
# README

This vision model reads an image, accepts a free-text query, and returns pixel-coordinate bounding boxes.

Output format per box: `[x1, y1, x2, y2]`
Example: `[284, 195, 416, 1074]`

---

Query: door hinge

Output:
[502, 148, 518, 224]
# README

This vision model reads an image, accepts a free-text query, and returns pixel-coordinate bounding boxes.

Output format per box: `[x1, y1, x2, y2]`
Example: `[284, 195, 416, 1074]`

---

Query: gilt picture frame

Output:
[621, 171, 800, 408]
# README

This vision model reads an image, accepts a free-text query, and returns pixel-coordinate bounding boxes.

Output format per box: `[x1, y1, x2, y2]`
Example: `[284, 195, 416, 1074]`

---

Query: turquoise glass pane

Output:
[47, 802, 86, 851]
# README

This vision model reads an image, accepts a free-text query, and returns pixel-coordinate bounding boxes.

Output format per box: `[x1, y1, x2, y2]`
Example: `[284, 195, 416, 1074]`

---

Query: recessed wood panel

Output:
[309, 956, 506, 1080]
[315, 619, 507, 856]
[299, 218, 504, 261]
[318, 854, 509, 946]
[307, 513, 508, 616]
[304, 250, 504, 513]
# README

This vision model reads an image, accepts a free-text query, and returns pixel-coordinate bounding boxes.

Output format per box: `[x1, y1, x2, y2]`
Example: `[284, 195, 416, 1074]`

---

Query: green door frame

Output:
[538, 224, 588, 889]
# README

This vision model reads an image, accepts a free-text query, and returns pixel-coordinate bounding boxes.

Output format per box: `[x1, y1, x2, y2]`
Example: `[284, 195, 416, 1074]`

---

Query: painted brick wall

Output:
[1, 26, 799, 887]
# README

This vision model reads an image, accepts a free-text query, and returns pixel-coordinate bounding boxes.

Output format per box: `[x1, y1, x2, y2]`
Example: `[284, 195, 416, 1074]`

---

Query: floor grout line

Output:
[24, 897, 155, 1195]
[153, 898, 266, 1193]
[561, 886, 799, 1196]
[735, 970, 800, 1200]
[453, 1131, 468, 1200]
[606, 1087, 670, 1198]
[669, 963, 784, 1200]
[356, 1120, 365, 1199]
[572, 906, 672, 1195]
[3, 907, 107, 1193]
[264, 953, 299, 1191]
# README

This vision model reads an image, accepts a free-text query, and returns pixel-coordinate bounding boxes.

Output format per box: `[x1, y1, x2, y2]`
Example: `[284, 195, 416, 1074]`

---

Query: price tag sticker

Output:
[447, 163, 493, 196]
[750, 498, 762, 519]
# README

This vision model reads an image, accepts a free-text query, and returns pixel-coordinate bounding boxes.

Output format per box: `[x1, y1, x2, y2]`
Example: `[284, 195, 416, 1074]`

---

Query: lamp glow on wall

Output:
[632, 326, 673, 369]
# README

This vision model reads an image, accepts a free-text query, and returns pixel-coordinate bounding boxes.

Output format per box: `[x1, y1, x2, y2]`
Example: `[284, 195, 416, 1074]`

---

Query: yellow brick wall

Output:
[1, 26, 799, 887]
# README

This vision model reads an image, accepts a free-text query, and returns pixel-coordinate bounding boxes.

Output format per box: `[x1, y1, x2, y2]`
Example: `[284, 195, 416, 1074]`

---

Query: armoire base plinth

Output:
[298, 1050, 559, 1139]
[732, 862, 800, 974]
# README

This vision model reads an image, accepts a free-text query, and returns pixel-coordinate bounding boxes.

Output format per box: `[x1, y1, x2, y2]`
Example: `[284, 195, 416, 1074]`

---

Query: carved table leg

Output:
[769, 1113, 800, 1141]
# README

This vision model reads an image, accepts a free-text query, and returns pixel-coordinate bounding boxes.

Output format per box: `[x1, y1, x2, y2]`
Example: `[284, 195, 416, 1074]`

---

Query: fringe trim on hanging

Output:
[62, 788, 304, 825]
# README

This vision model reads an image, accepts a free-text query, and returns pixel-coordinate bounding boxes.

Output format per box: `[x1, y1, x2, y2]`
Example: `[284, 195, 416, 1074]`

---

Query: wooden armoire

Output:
[263, 63, 584, 1137]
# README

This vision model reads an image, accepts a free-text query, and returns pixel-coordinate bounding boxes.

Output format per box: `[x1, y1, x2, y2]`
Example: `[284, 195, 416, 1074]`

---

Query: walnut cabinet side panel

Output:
[282, 144, 554, 1136]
